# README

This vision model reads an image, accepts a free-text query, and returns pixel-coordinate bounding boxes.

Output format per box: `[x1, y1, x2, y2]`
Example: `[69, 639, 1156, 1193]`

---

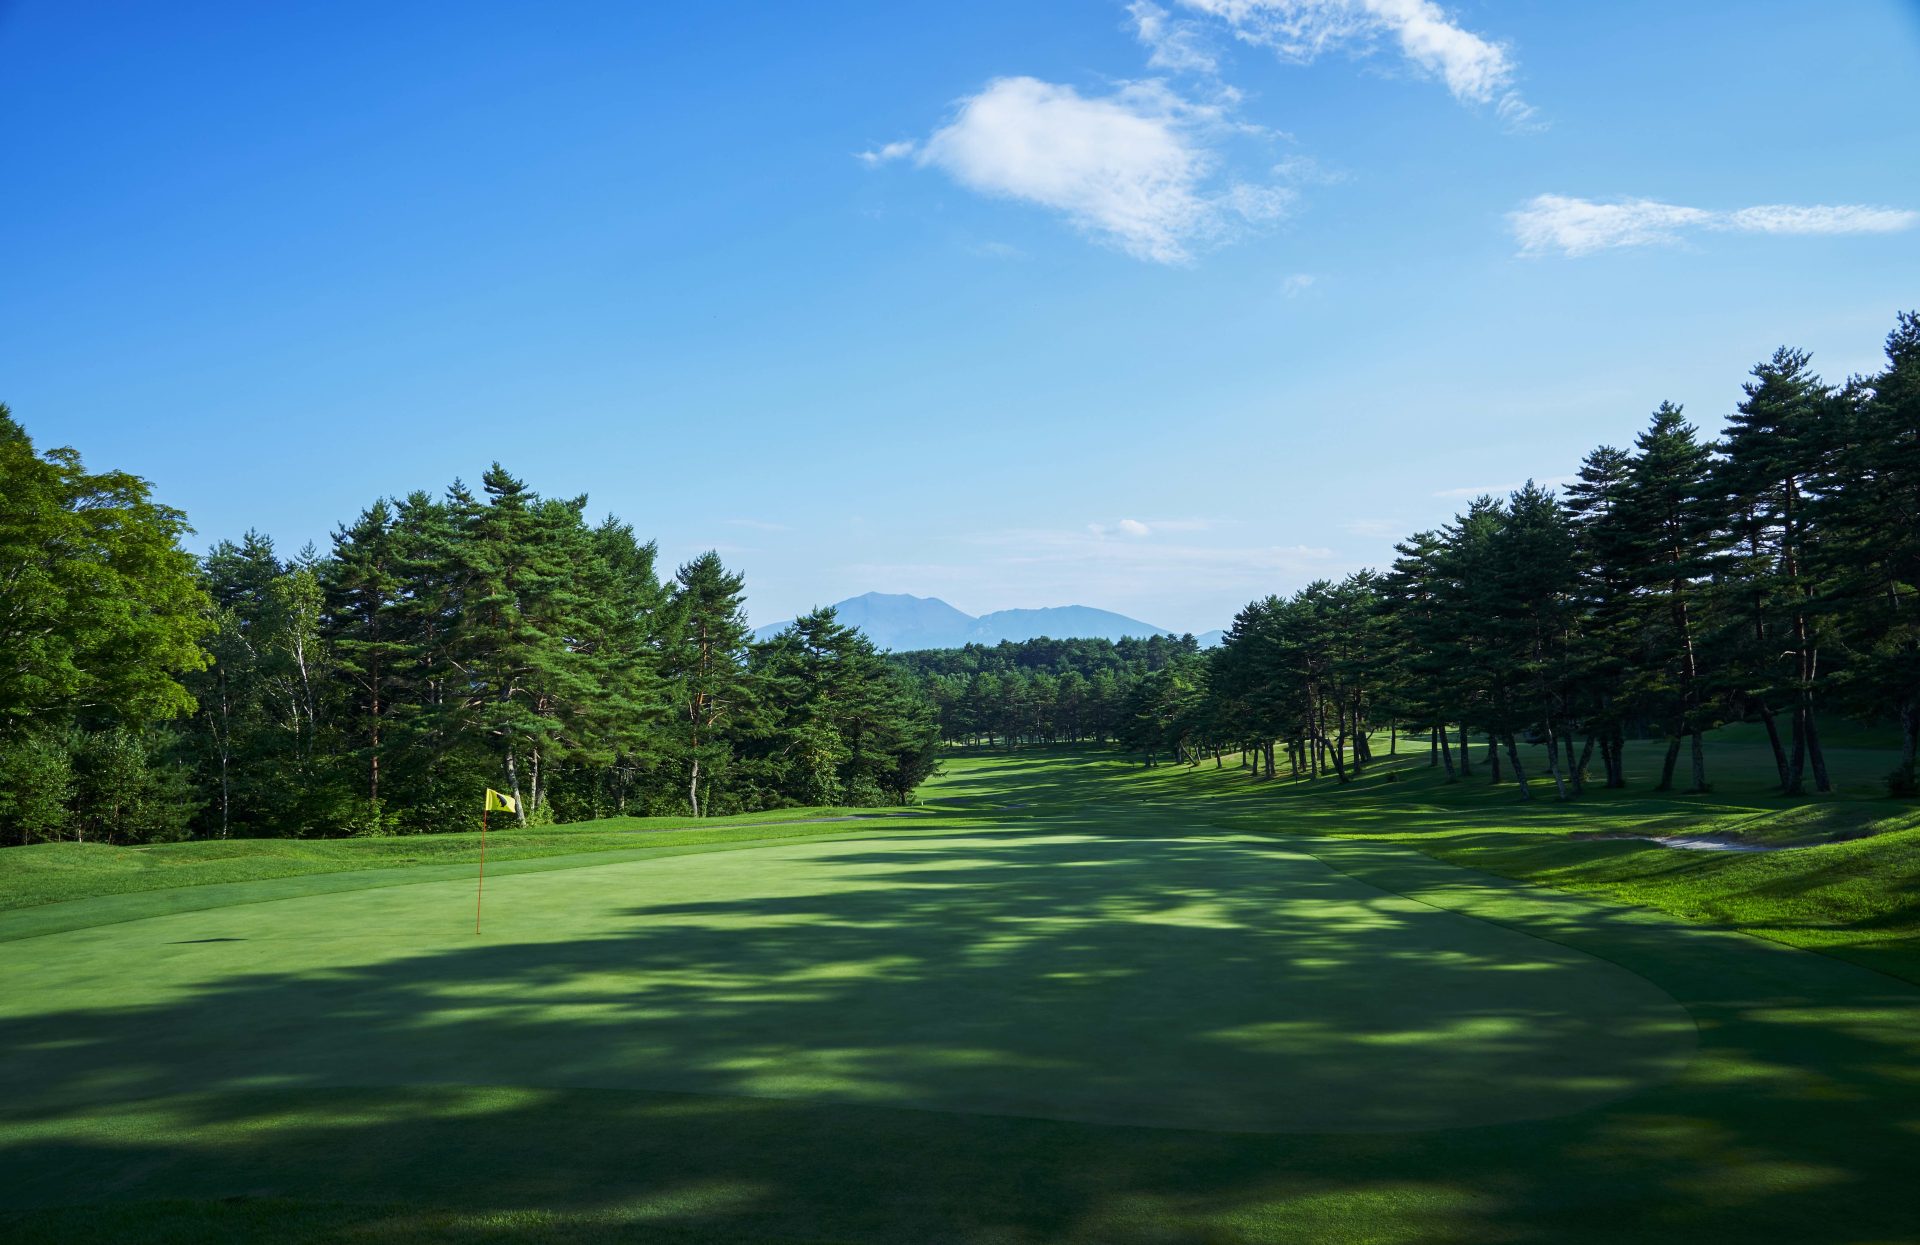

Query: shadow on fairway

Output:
[1, 832, 1693, 1134]
[3, 811, 1919, 1242]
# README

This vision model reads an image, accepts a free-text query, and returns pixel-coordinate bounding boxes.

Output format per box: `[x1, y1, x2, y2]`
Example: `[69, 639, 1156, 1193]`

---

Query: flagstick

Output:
[476, 806, 488, 935]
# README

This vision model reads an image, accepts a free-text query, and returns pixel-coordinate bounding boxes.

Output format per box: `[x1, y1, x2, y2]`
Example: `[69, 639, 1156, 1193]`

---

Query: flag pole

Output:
[476, 805, 488, 935]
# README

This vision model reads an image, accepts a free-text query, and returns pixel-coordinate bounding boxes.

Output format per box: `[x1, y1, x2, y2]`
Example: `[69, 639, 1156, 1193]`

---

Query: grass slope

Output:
[1062, 726, 1920, 982]
[2, 737, 1917, 1243]
[0, 807, 921, 913]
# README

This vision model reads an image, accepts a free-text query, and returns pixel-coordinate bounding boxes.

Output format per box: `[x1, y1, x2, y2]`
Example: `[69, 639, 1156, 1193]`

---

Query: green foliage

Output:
[892, 633, 1199, 747]
[1209, 311, 1920, 800]
[0, 406, 211, 737]
[0, 411, 945, 843]
[69, 726, 197, 844]
[0, 732, 73, 843]
[3, 746, 1919, 1244]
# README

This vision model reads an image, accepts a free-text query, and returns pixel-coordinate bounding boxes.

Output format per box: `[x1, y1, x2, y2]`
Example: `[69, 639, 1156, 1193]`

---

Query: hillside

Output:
[754, 592, 1179, 650]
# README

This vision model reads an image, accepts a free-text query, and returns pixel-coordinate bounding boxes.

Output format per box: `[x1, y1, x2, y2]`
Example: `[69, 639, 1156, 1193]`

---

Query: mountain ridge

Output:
[754, 591, 1209, 651]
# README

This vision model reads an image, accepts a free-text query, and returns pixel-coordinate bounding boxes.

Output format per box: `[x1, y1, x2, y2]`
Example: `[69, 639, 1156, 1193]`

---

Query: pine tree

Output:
[1564, 445, 1636, 787]
[567, 518, 669, 817]
[325, 500, 406, 820]
[1618, 403, 1723, 792]
[1824, 312, 1920, 791]
[1716, 347, 1837, 793]
[663, 552, 753, 817]
[450, 467, 604, 823]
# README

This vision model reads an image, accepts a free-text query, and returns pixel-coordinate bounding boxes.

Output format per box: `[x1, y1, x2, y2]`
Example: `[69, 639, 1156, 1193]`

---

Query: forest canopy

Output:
[1081, 312, 1920, 801]
[3, 310, 1917, 842]
[0, 426, 937, 843]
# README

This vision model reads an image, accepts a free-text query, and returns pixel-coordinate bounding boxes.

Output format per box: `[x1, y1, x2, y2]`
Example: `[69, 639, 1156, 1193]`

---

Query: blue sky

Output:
[4, 1, 1917, 633]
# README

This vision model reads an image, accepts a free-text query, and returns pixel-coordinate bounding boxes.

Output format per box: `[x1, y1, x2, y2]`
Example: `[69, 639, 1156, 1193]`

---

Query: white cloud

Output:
[856, 140, 916, 166]
[1128, 0, 1220, 73]
[1511, 194, 1919, 257]
[1172, 0, 1535, 124]
[1088, 516, 1215, 538]
[912, 76, 1290, 263]
[1281, 272, 1316, 296]
[1508, 195, 1712, 256]
[1725, 204, 1919, 235]
[1272, 153, 1348, 184]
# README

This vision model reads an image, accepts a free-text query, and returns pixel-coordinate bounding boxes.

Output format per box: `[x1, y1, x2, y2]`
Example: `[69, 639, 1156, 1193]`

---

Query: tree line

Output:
[1117, 312, 1920, 800]
[890, 634, 1203, 747]
[0, 427, 937, 844]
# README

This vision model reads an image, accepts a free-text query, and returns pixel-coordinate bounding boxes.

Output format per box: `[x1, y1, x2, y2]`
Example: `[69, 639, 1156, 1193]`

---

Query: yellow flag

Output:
[484, 788, 519, 814]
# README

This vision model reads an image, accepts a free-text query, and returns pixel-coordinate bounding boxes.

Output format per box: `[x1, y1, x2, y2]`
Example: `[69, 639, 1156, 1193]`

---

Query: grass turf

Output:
[1082, 726, 1920, 982]
[0, 806, 923, 913]
[3, 737, 1918, 1242]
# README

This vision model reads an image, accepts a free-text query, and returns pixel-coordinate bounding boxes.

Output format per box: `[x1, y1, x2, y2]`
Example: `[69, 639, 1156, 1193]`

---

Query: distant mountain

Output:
[1195, 629, 1226, 649]
[802, 591, 976, 652]
[753, 592, 1184, 651]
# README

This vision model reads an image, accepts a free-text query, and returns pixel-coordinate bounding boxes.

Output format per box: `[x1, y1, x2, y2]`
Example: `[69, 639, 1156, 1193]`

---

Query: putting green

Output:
[0, 830, 1692, 1134]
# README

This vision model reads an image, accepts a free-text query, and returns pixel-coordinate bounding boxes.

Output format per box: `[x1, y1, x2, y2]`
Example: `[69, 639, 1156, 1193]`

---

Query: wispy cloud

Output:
[1281, 272, 1316, 297]
[1272, 154, 1348, 185]
[1169, 0, 1536, 127]
[856, 140, 916, 166]
[1510, 194, 1919, 257]
[1128, 0, 1220, 74]
[890, 76, 1290, 264]
[1087, 516, 1216, 538]
[1725, 203, 1919, 234]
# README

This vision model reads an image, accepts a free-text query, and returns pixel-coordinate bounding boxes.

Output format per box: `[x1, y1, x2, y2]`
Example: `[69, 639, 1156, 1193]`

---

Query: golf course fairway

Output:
[3, 748, 1918, 1243]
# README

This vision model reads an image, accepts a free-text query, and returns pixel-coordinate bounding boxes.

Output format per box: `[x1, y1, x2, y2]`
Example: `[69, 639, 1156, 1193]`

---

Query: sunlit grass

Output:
[932, 727, 1920, 982]
[3, 738, 1918, 1242]
[0, 806, 930, 914]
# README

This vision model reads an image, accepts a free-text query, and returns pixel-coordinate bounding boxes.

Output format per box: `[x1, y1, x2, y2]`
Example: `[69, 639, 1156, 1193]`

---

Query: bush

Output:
[71, 726, 198, 843]
[0, 731, 74, 844]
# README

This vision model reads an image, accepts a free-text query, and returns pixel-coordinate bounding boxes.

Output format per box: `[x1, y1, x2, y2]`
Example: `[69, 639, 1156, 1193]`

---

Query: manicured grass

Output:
[0, 829, 1693, 1134]
[0, 806, 922, 913]
[3, 740, 1918, 1242]
[1075, 726, 1920, 982]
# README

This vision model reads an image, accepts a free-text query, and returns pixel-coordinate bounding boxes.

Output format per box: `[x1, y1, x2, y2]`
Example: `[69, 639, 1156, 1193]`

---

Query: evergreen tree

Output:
[1824, 312, 1920, 791]
[663, 552, 753, 817]
[1563, 445, 1636, 788]
[1716, 347, 1837, 793]
[325, 499, 406, 823]
[1618, 403, 1723, 791]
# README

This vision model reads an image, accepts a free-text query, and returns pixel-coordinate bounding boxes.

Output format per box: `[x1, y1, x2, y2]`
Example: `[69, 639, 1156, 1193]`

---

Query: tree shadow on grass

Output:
[2, 824, 1919, 1243]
